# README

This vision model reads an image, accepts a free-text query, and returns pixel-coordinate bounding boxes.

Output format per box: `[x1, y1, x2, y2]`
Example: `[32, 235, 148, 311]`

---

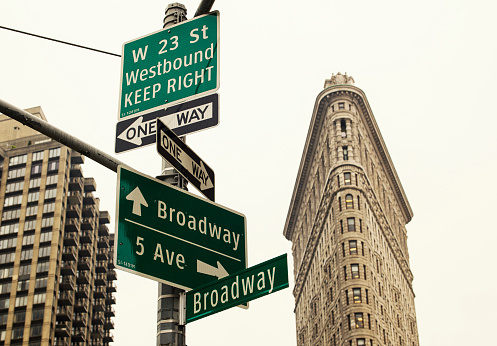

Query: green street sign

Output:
[115, 166, 246, 290]
[118, 11, 219, 121]
[184, 254, 289, 323]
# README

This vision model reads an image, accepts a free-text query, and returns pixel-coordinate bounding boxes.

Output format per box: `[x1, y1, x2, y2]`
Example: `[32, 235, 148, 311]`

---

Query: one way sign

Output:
[115, 94, 219, 154]
[157, 118, 215, 201]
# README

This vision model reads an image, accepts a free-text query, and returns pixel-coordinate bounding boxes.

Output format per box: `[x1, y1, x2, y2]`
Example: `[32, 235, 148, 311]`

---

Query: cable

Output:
[0, 25, 120, 57]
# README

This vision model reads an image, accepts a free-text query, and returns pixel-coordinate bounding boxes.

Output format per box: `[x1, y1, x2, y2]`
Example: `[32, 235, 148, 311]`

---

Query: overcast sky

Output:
[1, 0, 497, 345]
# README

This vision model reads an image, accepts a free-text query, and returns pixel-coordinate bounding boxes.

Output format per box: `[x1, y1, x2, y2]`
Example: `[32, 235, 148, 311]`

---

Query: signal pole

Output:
[156, 4, 187, 346]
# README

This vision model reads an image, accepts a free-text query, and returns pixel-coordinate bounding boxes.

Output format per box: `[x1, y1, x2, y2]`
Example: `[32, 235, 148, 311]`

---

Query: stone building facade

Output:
[0, 107, 116, 345]
[284, 74, 419, 346]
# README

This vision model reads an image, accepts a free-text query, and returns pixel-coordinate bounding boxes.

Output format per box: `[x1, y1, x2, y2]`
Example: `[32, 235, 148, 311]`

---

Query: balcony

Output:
[78, 257, 91, 271]
[67, 191, 82, 206]
[98, 236, 109, 249]
[92, 312, 104, 325]
[76, 284, 90, 299]
[95, 273, 106, 286]
[71, 153, 84, 165]
[98, 224, 109, 237]
[96, 261, 107, 273]
[56, 305, 73, 321]
[83, 177, 96, 192]
[94, 286, 106, 299]
[107, 270, 117, 282]
[105, 294, 116, 306]
[58, 291, 74, 306]
[103, 331, 114, 343]
[91, 328, 104, 340]
[104, 318, 115, 330]
[74, 298, 88, 313]
[54, 338, 70, 346]
[59, 275, 75, 291]
[69, 177, 83, 192]
[60, 261, 76, 276]
[77, 271, 90, 285]
[99, 211, 111, 224]
[55, 322, 71, 338]
[82, 204, 95, 218]
[73, 313, 88, 327]
[71, 327, 87, 342]
[79, 243, 92, 257]
[62, 246, 77, 262]
[96, 248, 108, 261]
[83, 192, 96, 205]
[104, 306, 115, 318]
[63, 231, 79, 246]
[81, 218, 94, 231]
[64, 218, 81, 233]
[66, 203, 81, 218]
[70, 165, 83, 178]
[106, 282, 116, 293]
[80, 229, 92, 243]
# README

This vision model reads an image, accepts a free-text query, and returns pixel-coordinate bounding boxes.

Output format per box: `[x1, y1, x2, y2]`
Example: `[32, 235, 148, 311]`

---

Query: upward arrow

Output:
[126, 187, 148, 216]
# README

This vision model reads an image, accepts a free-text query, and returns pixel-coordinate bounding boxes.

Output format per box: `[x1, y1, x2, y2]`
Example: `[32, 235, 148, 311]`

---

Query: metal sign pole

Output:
[157, 4, 187, 346]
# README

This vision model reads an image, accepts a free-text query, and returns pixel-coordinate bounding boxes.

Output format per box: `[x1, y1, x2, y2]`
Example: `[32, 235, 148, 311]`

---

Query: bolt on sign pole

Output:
[157, 3, 187, 346]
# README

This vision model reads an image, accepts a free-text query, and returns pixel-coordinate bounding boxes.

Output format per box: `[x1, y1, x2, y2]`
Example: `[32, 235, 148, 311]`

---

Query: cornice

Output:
[284, 84, 413, 241]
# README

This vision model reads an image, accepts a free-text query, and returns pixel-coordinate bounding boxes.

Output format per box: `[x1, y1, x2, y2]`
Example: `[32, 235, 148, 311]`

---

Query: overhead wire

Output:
[0, 25, 120, 57]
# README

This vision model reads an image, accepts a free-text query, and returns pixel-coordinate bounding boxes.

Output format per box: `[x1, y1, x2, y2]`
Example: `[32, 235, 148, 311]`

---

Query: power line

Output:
[0, 25, 120, 57]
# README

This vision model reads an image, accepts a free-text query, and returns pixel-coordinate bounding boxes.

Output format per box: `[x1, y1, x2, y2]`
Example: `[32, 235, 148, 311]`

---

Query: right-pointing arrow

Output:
[197, 260, 229, 279]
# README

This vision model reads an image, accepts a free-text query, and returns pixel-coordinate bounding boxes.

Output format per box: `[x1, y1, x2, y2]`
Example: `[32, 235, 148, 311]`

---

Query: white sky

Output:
[1, 0, 496, 345]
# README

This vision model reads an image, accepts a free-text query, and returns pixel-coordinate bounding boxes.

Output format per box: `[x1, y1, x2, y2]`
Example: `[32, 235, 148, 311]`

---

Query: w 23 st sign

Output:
[118, 11, 219, 121]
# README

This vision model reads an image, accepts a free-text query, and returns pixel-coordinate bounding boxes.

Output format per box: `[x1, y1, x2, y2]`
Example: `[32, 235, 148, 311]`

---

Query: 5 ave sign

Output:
[115, 166, 246, 291]
[157, 118, 215, 201]
[118, 11, 219, 121]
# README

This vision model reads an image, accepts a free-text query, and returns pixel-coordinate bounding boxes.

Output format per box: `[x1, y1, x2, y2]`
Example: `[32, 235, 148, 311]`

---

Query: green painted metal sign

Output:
[118, 11, 219, 121]
[185, 254, 289, 323]
[115, 166, 246, 290]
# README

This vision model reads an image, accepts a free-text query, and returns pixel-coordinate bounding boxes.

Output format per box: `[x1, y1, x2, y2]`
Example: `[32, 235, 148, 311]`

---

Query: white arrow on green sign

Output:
[114, 166, 246, 290]
[118, 11, 219, 121]
[183, 254, 289, 324]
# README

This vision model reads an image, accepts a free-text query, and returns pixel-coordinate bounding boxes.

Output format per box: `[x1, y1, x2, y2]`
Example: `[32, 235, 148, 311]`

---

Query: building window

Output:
[0, 283, 11, 294]
[349, 240, 357, 255]
[47, 160, 59, 172]
[40, 231, 52, 243]
[4, 194, 23, 207]
[345, 290, 349, 305]
[344, 266, 348, 280]
[7, 167, 26, 179]
[353, 288, 362, 303]
[351, 264, 359, 279]
[344, 172, 351, 185]
[25, 205, 38, 217]
[35, 277, 47, 289]
[13, 311, 26, 323]
[12, 326, 24, 339]
[340, 119, 347, 137]
[339, 103, 345, 110]
[22, 234, 35, 246]
[17, 279, 29, 291]
[361, 242, 365, 255]
[49, 147, 61, 158]
[357, 338, 366, 346]
[36, 261, 49, 273]
[5, 181, 24, 193]
[0, 298, 9, 309]
[38, 246, 51, 258]
[30, 324, 43, 337]
[0, 237, 17, 250]
[0, 223, 18, 235]
[0, 267, 13, 279]
[346, 194, 354, 209]
[339, 197, 342, 212]
[343, 146, 348, 160]
[364, 265, 367, 279]
[46, 174, 58, 186]
[19, 264, 31, 276]
[31, 163, 42, 175]
[20, 249, 33, 261]
[355, 313, 364, 328]
[43, 203, 55, 214]
[29, 177, 41, 189]
[33, 293, 46, 304]
[32, 151, 44, 162]
[44, 188, 57, 200]
[9, 154, 27, 166]
[15, 295, 28, 307]
[366, 289, 369, 304]
[347, 218, 356, 231]
[27, 191, 40, 203]
[31, 308, 44, 321]
[41, 216, 54, 228]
